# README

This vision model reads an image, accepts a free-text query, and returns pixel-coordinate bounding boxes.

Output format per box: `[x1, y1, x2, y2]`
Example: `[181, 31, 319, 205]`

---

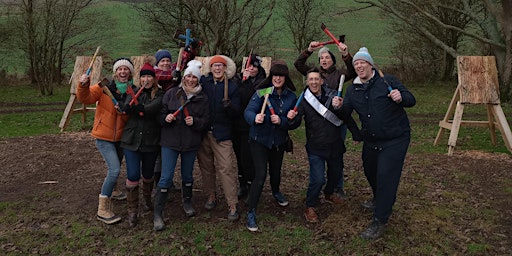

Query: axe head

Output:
[339, 35, 346, 43]
[256, 86, 274, 97]
[98, 78, 110, 87]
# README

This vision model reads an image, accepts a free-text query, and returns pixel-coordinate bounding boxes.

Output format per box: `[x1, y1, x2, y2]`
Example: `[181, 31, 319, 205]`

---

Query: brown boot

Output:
[142, 178, 154, 212]
[97, 195, 121, 224]
[126, 186, 139, 228]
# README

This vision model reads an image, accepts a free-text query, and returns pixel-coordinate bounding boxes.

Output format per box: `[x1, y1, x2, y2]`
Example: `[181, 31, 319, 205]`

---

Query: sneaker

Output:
[360, 218, 386, 240]
[204, 195, 217, 210]
[111, 190, 126, 201]
[324, 194, 345, 204]
[361, 198, 376, 210]
[227, 205, 239, 221]
[273, 192, 289, 207]
[246, 209, 258, 232]
[304, 207, 318, 223]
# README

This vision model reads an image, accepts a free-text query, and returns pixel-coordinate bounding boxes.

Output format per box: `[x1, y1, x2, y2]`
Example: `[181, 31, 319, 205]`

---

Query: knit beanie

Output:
[209, 55, 227, 66]
[113, 57, 134, 74]
[140, 62, 156, 77]
[183, 60, 202, 79]
[318, 47, 336, 65]
[353, 47, 374, 66]
[248, 54, 262, 67]
[155, 49, 172, 65]
[255, 60, 296, 91]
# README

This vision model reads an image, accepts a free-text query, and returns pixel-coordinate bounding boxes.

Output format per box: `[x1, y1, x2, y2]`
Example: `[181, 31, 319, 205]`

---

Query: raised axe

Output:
[256, 86, 274, 115]
[173, 25, 202, 72]
[126, 83, 146, 116]
[86, 46, 101, 76]
[242, 48, 253, 81]
[316, 35, 346, 47]
[98, 78, 122, 113]
[172, 96, 195, 117]
[320, 23, 341, 46]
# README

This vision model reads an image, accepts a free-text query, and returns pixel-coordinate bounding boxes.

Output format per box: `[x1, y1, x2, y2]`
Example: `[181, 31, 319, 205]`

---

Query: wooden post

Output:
[59, 56, 102, 132]
[434, 56, 512, 155]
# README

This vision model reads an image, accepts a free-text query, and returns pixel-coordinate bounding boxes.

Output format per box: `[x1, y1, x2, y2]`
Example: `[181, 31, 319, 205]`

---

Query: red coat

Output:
[76, 82, 128, 142]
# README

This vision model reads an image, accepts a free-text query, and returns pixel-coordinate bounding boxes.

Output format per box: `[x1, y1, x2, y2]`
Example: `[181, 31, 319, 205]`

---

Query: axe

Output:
[98, 78, 122, 113]
[317, 35, 346, 47]
[321, 23, 341, 45]
[242, 48, 253, 81]
[293, 90, 305, 112]
[337, 74, 345, 97]
[127, 83, 146, 116]
[172, 96, 195, 117]
[266, 100, 276, 115]
[256, 86, 274, 114]
[86, 46, 101, 76]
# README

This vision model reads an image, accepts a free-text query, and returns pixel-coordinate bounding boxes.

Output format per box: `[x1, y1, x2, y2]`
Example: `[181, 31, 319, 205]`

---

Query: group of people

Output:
[77, 40, 415, 240]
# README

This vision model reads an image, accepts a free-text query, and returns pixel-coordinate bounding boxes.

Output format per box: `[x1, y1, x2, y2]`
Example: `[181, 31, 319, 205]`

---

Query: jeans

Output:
[305, 152, 342, 207]
[95, 139, 123, 197]
[158, 146, 197, 188]
[246, 140, 285, 210]
[123, 149, 158, 184]
[336, 124, 347, 191]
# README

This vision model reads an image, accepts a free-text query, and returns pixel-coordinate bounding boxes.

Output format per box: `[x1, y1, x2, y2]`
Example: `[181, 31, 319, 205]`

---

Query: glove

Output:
[122, 104, 134, 113]
[172, 70, 182, 84]
[135, 104, 145, 114]
[222, 99, 231, 109]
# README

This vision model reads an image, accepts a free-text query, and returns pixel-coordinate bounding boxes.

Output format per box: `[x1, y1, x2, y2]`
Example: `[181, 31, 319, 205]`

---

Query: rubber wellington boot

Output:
[182, 184, 196, 217]
[142, 178, 154, 212]
[126, 186, 139, 228]
[153, 187, 169, 231]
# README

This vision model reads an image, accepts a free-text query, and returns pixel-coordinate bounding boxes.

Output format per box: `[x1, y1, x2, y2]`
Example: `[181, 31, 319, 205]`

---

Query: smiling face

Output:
[353, 59, 373, 82]
[183, 74, 199, 88]
[157, 58, 172, 71]
[211, 63, 226, 80]
[306, 72, 323, 95]
[272, 75, 285, 92]
[319, 52, 334, 70]
[115, 66, 131, 83]
[140, 75, 154, 88]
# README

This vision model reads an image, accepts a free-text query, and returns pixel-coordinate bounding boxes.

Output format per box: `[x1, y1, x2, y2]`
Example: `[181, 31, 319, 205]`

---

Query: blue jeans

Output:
[158, 146, 197, 188]
[336, 124, 347, 191]
[305, 152, 342, 207]
[123, 149, 158, 183]
[95, 139, 123, 197]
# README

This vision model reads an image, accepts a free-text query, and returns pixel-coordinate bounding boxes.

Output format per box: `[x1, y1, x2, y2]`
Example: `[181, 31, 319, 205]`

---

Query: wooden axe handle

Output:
[260, 94, 269, 114]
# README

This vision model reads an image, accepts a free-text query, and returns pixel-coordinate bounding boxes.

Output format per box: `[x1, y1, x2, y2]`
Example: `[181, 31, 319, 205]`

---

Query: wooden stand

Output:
[433, 56, 512, 155]
[59, 56, 102, 132]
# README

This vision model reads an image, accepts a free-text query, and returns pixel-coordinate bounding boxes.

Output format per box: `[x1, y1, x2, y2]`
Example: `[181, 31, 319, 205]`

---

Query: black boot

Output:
[142, 178, 154, 212]
[360, 218, 386, 240]
[153, 187, 168, 231]
[126, 186, 139, 228]
[182, 184, 196, 217]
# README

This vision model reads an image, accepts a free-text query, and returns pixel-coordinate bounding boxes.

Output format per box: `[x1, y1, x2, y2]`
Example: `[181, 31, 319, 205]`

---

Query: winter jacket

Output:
[159, 86, 210, 151]
[289, 86, 362, 159]
[233, 68, 267, 134]
[342, 71, 415, 146]
[244, 88, 300, 149]
[120, 86, 164, 152]
[76, 80, 128, 142]
[294, 50, 357, 91]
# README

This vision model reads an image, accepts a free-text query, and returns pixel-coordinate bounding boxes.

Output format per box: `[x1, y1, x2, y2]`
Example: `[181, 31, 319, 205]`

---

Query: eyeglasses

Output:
[212, 63, 225, 68]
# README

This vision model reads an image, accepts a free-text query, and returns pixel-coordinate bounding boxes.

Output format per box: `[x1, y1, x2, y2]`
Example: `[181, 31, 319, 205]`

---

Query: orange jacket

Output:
[76, 82, 128, 142]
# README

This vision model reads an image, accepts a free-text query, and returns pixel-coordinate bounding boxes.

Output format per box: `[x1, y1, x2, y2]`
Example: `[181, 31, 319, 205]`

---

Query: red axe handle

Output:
[321, 23, 340, 45]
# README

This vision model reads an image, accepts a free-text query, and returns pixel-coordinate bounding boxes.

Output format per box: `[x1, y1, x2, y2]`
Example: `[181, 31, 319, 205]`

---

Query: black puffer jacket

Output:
[159, 86, 210, 151]
[233, 67, 267, 134]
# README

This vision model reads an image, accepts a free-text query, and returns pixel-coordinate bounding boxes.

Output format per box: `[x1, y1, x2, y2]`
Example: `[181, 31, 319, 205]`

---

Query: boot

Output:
[182, 184, 196, 217]
[97, 194, 121, 224]
[142, 178, 154, 212]
[153, 187, 169, 231]
[126, 186, 139, 228]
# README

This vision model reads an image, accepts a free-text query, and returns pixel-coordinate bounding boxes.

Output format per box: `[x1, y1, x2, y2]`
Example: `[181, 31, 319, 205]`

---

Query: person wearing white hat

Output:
[343, 47, 416, 240]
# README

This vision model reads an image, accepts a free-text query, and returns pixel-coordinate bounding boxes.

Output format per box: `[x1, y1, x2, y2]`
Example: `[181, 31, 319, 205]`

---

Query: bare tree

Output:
[279, 0, 326, 54]
[353, 0, 512, 101]
[135, 0, 276, 65]
[4, 0, 102, 95]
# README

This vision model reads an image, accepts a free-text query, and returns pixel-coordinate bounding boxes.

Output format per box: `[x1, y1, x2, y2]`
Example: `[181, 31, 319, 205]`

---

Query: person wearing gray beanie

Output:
[342, 46, 416, 240]
[294, 40, 358, 201]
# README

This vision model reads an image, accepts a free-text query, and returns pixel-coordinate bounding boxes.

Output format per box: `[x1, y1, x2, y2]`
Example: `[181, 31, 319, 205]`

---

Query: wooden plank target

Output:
[457, 56, 500, 104]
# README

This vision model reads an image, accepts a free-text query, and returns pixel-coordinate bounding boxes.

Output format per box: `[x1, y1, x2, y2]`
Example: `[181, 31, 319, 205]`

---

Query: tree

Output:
[4, 0, 101, 95]
[279, 0, 326, 54]
[353, 0, 512, 101]
[135, 0, 276, 65]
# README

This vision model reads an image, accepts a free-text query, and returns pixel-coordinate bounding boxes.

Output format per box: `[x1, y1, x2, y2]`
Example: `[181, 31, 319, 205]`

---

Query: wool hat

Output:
[113, 57, 134, 74]
[209, 55, 227, 66]
[248, 54, 262, 67]
[140, 62, 156, 77]
[183, 60, 202, 79]
[353, 47, 374, 66]
[155, 49, 172, 65]
[256, 60, 296, 91]
[318, 47, 336, 65]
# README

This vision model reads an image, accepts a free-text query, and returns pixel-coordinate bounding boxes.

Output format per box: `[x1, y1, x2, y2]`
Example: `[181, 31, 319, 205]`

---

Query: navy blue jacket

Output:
[342, 71, 415, 147]
[244, 87, 299, 149]
[200, 74, 241, 142]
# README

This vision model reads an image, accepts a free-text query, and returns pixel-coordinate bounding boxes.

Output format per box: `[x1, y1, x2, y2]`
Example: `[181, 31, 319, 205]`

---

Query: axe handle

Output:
[176, 47, 185, 71]
[86, 46, 101, 76]
[260, 94, 269, 114]
[321, 23, 340, 45]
